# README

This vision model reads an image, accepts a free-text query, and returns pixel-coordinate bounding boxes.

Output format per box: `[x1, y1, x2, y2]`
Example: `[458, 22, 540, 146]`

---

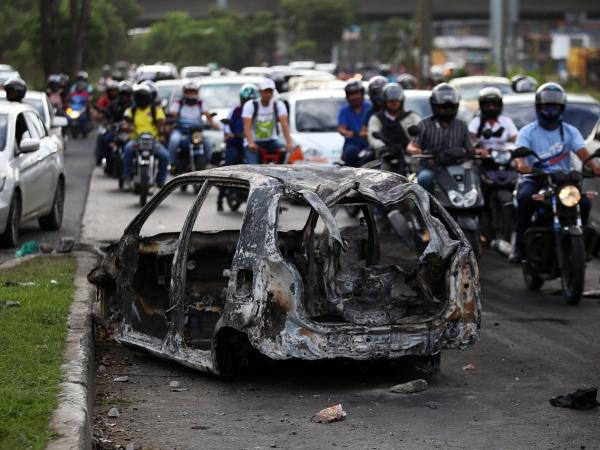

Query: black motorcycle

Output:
[366, 131, 411, 176]
[174, 124, 210, 194]
[512, 146, 600, 304]
[131, 133, 159, 207]
[106, 123, 130, 189]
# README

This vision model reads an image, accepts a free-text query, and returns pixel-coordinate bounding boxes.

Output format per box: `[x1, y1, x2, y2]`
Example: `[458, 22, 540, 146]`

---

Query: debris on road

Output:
[169, 380, 188, 392]
[39, 243, 54, 254]
[113, 375, 129, 382]
[0, 300, 21, 309]
[56, 237, 76, 253]
[462, 363, 476, 370]
[550, 387, 599, 409]
[50, 279, 58, 285]
[107, 407, 120, 418]
[311, 404, 347, 423]
[390, 379, 428, 394]
[2, 281, 36, 287]
[15, 240, 39, 257]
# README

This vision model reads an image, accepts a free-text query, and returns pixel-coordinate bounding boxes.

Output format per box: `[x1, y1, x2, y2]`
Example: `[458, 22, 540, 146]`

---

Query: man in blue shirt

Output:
[510, 82, 600, 262]
[337, 79, 371, 167]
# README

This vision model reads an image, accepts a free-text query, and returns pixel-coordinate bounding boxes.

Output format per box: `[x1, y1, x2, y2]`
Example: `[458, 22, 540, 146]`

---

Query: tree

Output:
[69, 0, 92, 75]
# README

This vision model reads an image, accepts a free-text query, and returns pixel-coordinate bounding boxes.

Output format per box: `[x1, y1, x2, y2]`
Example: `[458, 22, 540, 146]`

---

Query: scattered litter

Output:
[390, 379, 428, 394]
[1, 300, 21, 309]
[97, 365, 107, 375]
[15, 240, 39, 257]
[2, 281, 36, 287]
[39, 243, 54, 254]
[113, 375, 129, 383]
[55, 237, 75, 253]
[462, 363, 476, 371]
[107, 407, 120, 418]
[50, 279, 58, 285]
[311, 404, 347, 423]
[169, 380, 188, 392]
[550, 388, 599, 409]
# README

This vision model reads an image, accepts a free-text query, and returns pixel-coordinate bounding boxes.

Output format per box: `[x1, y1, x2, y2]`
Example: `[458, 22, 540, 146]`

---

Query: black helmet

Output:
[141, 80, 157, 100]
[535, 82, 566, 127]
[118, 80, 133, 95]
[105, 79, 119, 93]
[344, 79, 365, 97]
[430, 83, 459, 122]
[382, 82, 405, 103]
[396, 73, 417, 90]
[182, 81, 199, 105]
[133, 84, 153, 108]
[511, 74, 537, 93]
[478, 87, 503, 119]
[4, 78, 27, 102]
[367, 75, 387, 107]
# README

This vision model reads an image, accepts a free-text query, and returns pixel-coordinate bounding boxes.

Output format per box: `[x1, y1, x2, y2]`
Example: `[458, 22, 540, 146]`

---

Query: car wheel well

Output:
[214, 327, 252, 378]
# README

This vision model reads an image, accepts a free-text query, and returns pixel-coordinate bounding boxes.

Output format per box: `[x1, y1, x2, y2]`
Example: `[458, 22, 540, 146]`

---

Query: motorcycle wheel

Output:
[561, 235, 585, 305]
[140, 165, 149, 207]
[522, 263, 544, 290]
[462, 228, 481, 260]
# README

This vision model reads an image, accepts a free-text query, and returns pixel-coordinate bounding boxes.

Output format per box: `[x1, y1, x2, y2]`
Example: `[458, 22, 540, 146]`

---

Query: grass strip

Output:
[0, 256, 77, 450]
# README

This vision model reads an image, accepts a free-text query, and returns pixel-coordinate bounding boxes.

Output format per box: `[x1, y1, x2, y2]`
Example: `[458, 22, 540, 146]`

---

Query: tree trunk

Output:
[40, 0, 61, 77]
[70, 0, 92, 77]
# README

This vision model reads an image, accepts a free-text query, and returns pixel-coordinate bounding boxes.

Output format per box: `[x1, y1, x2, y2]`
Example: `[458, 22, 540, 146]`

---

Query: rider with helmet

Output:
[107, 81, 134, 124]
[338, 79, 371, 167]
[510, 82, 600, 262]
[94, 80, 120, 165]
[167, 80, 216, 166]
[141, 80, 159, 106]
[396, 73, 418, 90]
[368, 82, 421, 174]
[217, 83, 259, 211]
[70, 71, 92, 96]
[3, 78, 27, 103]
[121, 84, 169, 191]
[365, 75, 388, 123]
[468, 87, 518, 148]
[47, 74, 65, 112]
[407, 83, 475, 192]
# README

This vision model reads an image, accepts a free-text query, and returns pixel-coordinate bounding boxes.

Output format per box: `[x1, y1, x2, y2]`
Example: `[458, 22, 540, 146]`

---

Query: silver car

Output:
[0, 103, 65, 247]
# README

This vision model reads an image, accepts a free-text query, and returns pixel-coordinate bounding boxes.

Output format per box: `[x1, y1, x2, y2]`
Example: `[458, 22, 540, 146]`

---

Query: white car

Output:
[0, 103, 65, 247]
[135, 64, 179, 82]
[0, 64, 20, 84]
[0, 90, 69, 147]
[180, 66, 211, 78]
[281, 89, 346, 164]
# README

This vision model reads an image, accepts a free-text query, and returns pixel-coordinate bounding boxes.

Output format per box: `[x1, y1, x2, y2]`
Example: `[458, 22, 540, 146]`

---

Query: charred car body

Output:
[89, 165, 481, 376]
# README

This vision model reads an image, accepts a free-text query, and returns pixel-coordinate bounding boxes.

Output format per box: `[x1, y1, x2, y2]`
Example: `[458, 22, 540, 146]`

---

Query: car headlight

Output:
[558, 185, 581, 207]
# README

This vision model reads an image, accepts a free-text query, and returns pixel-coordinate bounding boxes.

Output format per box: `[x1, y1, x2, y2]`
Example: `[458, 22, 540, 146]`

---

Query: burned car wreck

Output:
[89, 165, 481, 376]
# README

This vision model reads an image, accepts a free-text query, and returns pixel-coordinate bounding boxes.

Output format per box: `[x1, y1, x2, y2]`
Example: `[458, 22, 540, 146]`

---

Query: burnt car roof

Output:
[185, 164, 409, 203]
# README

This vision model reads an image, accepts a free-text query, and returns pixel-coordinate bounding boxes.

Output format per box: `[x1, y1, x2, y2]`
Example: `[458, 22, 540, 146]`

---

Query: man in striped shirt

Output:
[407, 83, 475, 192]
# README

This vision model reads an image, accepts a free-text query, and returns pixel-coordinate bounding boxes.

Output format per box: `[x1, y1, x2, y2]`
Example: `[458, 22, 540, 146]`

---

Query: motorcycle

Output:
[105, 122, 130, 188]
[512, 146, 600, 305]
[131, 132, 159, 207]
[413, 148, 484, 259]
[477, 129, 519, 247]
[66, 94, 90, 139]
[172, 122, 211, 194]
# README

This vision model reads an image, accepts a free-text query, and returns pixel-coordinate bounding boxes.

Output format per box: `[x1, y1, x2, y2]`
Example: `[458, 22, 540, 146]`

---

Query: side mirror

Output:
[19, 138, 40, 153]
[511, 146, 537, 160]
[51, 116, 68, 128]
[407, 125, 420, 137]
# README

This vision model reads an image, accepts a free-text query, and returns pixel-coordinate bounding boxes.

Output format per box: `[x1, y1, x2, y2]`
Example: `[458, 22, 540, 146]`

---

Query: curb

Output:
[47, 251, 98, 450]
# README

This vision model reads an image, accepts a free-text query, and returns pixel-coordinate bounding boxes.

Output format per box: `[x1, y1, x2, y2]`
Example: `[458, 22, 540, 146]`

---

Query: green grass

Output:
[0, 256, 77, 450]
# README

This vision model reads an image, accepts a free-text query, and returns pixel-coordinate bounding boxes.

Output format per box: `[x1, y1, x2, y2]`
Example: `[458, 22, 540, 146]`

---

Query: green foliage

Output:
[0, 256, 77, 450]
[378, 18, 415, 66]
[282, 0, 354, 60]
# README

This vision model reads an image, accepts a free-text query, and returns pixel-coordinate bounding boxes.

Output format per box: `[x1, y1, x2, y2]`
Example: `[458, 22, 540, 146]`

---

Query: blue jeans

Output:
[168, 129, 184, 164]
[179, 136, 212, 162]
[123, 139, 170, 185]
[244, 139, 285, 164]
[341, 142, 367, 167]
[417, 169, 436, 193]
[515, 179, 591, 245]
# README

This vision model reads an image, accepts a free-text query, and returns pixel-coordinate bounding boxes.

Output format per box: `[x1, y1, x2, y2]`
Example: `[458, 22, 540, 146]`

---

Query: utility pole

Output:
[505, 0, 519, 72]
[417, 0, 432, 86]
[490, 0, 505, 75]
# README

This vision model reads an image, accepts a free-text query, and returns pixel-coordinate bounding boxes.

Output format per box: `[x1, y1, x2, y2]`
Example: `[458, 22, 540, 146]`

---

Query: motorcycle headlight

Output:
[492, 150, 511, 165]
[192, 132, 202, 145]
[448, 190, 464, 207]
[70, 110, 80, 119]
[558, 185, 581, 207]
[448, 189, 479, 207]
[463, 188, 479, 207]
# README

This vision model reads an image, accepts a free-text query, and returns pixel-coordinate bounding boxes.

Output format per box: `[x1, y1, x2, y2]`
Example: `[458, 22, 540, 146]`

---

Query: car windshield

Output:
[156, 84, 179, 102]
[22, 98, 46, 120]
[404, 96, 432, 119]
[200, 84, 244, 109]
[0, 114, 8, 151]
[504, 102, 600, 137]
[295, 98, 345, 132]
[456, 83, 513, 101]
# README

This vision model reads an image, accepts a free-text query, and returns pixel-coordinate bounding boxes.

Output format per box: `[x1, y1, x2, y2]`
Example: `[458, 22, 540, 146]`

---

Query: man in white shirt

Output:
[242, 78, 293, 164]
[468, 87, 518, 149]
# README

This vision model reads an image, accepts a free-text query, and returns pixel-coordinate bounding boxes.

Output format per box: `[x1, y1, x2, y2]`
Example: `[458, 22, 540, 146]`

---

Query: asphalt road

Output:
[85, 169, 600, 450]
[0, 134, 96, 264]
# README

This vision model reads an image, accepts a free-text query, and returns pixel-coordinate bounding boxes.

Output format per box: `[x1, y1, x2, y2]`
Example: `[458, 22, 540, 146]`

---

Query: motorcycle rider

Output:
[107, 81, 133, 124]
[168, 81, 217, 166]
[217, 83, 259, 211]
[242, 78, 293, 163]
[70, 71, 93, 97]
[367, 82, 421, 173]
[509, 82, 600, 262]
[407, 83, 475, 193]
[94, 80, 120, 165]
[3, 78, 27, 103]
[511, 74, 537, 93]
[338, 79, 371, 167]
[47, 74, 65, 112]
[468, 87, 518, 148]
[397, 73, 418, 90]
[364, 75, 388, 124]
[121, 84, 169, 191]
